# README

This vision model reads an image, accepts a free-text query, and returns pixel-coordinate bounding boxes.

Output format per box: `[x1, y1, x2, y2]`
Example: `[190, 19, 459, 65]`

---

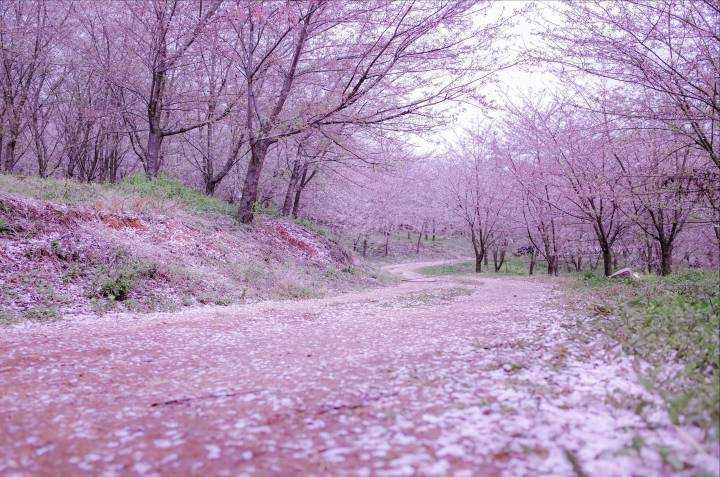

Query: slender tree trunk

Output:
[281, 160, 302, 216]
[291, 164, 310, 219]
[493, 248, 505, 272]
[384, 231, 390, 256]
[528, 248, 536, 276]
[416, 225, 423, 254]
[238, 140, 271, 223]
[362, 238, 368, 257]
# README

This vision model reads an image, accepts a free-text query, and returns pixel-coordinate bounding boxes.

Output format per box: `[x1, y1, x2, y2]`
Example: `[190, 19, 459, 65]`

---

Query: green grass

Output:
[0, 174, 112, 205]
[294, 217, 331, 238]
[573, 270, 719, 441]
[0, 173, 237, 217]
[120, 174, 235, 216]
[418, 257, 546, 277]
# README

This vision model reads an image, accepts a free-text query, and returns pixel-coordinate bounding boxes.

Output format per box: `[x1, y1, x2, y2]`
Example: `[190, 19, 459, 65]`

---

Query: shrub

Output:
[252, 201, 279, 217]
[99, 259, 160, 301]
[100, 272, 133, 301]
[0, 217, 12, 235]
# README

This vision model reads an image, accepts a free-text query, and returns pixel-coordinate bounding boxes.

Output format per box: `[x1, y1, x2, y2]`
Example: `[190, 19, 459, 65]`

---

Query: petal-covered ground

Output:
[1, 260, 717, 476]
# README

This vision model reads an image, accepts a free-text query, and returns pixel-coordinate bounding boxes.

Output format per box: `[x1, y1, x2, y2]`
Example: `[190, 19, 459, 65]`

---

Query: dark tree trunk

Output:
[493, 248, 505, 272]
[659, 241, 673, 276]
[475, 252, 483, 273]
[353, 234, 361, 251]
[281, 160, 302, 216]
[2, 137, 17, 173]
[145, 130, 163, 178]
[601, 247, 613, 277]
[547, 256, 558, 276]
[528, 248, 536, 276]
[416, 226, 423, 254]
[384, 231, 390, 256]
[291, 163, 313, 219]
[237, 140, 271, 224]
[362, 238, 368, 257]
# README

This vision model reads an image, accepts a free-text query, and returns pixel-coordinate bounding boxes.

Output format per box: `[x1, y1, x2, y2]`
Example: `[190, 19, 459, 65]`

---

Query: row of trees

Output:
[0, 0, 506, 222]
[2, 0, 717, 276]
[334, 0, 718, 276]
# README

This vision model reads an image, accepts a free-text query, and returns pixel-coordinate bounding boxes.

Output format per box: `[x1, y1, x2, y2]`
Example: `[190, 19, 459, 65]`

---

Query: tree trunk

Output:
[145, 130, 163, 178]
[528, 248, 536, 276]
[2, 137, 17, 173]
[362, 238, 368, 257]
[475, 252, 483, 273]
[601, 247, 613, 277]
[659, 240, 673, 276]
[415, 227, 423, 254]
[237, 140, 270, 224]
[384, 231, 390, 256]
[493, 248, 505, 272]
[547, 256, 558, 276]
[291, 164, 310, 219]
[281, 160, 302, 216]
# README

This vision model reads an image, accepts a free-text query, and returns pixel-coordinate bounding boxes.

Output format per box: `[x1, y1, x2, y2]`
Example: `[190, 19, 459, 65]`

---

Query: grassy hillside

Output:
[0, 174, 390, 324]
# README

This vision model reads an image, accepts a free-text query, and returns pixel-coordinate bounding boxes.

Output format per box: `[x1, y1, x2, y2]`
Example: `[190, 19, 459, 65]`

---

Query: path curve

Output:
[1, 259, 716, 476]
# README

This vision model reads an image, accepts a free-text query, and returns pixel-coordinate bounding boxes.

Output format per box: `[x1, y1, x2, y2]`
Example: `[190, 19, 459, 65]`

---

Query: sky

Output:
[413, 1, 562, 154]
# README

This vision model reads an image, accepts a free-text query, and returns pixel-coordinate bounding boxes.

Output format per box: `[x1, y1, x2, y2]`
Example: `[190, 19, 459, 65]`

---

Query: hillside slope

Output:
[0, 175, 385, 323]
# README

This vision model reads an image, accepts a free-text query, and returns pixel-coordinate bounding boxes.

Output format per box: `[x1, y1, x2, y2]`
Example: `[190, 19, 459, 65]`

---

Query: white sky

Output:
[413, 1, 562, 154]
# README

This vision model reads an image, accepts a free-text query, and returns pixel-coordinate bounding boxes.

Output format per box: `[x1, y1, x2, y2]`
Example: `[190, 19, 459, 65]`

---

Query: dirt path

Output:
[1, 260, 716, 476]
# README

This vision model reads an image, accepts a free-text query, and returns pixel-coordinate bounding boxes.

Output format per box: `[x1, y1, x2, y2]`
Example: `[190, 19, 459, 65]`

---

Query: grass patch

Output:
[572, 270, 719, 441]
[23, 306, 60, 322]
[99, 259, 159, 302]
[120, 174, 235, 216]
[418, 257, 545, 277]
[294, 217, 331, 238]
[0, 173, 238, 217]
[419, 261, 475, 276]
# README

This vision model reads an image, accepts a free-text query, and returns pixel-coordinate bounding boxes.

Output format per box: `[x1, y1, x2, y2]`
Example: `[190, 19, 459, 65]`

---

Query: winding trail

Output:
[1, 260, 716, 476]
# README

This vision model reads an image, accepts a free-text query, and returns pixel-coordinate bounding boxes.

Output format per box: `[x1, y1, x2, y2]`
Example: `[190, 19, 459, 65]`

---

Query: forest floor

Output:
[1, 259, 718, 476]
